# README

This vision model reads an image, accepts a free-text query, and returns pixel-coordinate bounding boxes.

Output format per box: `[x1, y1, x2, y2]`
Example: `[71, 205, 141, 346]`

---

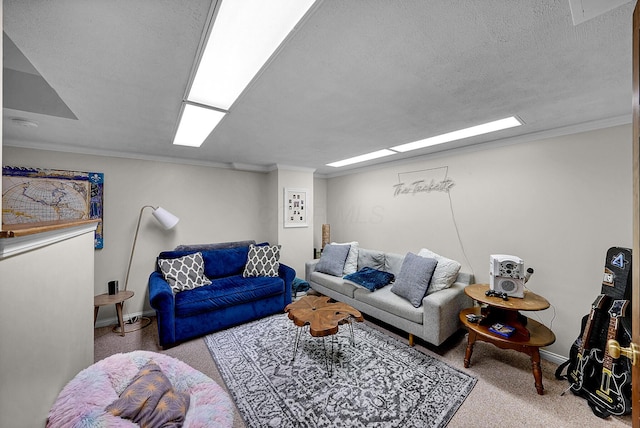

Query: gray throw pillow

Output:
[357, 248, 386, 271]
[315, 244, 351, 276]
[243, 244, 281, 277]
[391, 252, 438, 308]
[158, 252, 212, 293]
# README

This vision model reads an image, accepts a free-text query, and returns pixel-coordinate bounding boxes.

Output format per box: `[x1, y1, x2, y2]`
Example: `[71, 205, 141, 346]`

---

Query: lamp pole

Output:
[123, 205, 155, 293]
[117, 205, 179, 332]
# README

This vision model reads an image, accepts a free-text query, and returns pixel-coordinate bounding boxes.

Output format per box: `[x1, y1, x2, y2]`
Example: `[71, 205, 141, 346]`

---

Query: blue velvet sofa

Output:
[148, 242, 295, 348]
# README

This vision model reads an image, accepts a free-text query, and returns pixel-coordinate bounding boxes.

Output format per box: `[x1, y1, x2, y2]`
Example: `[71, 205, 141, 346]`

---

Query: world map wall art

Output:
[2, 166, 104, 249]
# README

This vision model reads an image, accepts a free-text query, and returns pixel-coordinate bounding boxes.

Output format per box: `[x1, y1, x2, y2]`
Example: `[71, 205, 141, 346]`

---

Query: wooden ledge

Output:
[1, 219, 99, 238]
[0, 219, 99, 259]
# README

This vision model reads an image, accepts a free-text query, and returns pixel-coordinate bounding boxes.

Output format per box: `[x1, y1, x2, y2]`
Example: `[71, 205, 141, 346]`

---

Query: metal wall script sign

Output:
[392, 167, 454, 196]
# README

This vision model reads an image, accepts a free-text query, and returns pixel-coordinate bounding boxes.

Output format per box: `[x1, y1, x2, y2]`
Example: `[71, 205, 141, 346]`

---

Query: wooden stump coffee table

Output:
[285, 295, 363, 375]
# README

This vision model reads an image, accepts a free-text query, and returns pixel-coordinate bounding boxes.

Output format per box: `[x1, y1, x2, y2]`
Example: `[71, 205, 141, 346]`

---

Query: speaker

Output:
[490, 254, 525, 298]
[108, 280, 119, 295]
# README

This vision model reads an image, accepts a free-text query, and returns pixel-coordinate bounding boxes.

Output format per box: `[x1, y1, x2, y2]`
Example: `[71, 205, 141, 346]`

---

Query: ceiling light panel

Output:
[173, 104, 226, 147]
[327, 149, 397, 168]
[391, 116, 522, 153]
[188, 0, 315, 110]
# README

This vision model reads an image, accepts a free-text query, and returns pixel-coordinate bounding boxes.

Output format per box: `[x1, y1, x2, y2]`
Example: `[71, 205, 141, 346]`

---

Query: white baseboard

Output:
[94, 309, 156, 329]
[540, 349, 567, 365]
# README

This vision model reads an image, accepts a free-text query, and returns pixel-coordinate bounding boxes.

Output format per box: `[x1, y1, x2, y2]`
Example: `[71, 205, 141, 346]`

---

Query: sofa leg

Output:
[408, 333, 414, 347]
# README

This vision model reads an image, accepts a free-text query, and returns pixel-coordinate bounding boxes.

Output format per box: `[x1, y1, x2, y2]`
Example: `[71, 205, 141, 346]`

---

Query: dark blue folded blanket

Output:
[344, 267, 395, 292]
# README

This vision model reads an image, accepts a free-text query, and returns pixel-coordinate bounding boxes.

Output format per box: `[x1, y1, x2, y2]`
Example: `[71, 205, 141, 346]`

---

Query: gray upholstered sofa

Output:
[305, 245, 473, 347]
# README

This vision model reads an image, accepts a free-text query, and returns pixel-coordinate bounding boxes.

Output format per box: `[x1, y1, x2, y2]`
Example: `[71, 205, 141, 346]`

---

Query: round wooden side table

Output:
[460, 284, 555, 395]
[94, 290, 134, 336]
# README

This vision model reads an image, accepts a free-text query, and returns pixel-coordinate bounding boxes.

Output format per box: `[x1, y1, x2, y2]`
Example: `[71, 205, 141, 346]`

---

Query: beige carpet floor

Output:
[95, 316, 632, 428]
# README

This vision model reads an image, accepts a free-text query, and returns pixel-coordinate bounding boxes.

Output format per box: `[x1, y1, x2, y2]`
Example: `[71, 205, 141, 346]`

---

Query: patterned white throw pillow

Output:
[417, 248, 461, 294]
[158, 252, 212, 293]
[243, 244, 281, 277]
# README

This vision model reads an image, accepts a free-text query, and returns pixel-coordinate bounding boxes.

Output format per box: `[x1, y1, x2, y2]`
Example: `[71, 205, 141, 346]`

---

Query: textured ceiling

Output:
[2, 0, 635, 176]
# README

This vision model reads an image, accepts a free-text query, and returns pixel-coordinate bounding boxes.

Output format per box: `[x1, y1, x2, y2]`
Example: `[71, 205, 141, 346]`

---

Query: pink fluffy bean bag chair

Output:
[47, 351, 234, 427]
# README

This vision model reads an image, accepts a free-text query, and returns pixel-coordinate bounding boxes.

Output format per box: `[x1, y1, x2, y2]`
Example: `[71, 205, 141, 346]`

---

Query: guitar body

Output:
[582, 347, 631, 417]
[567, 295, 608, 394]
[577, 301, 632, 418]
[557, 247, 633, 418]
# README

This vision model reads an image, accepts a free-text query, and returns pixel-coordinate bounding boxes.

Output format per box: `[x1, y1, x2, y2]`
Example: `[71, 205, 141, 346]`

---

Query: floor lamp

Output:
[117, 205, 180, 333]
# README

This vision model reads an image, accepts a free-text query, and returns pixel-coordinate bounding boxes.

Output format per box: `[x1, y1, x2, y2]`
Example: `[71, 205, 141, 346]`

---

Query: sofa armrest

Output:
[454, 271, 473, 286]
[279, 263, 296, 306]
[149, 271, 174, 311]
[421, 281, 473, 345]
[148, 271, 176, 347]
[305, 259, 320, 282]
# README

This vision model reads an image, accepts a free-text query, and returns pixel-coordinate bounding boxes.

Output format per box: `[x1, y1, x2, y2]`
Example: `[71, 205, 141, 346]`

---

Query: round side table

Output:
[94, 290, 134, 336]
[460, 284, 555, 395]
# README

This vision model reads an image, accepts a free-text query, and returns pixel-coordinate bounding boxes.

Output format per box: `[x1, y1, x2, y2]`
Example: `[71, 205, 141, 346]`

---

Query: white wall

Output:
[313, 177, 328, 252]
[0, 230, 95, 427]
[323, 124, 632, 357]
[274, 167, 315, 275]
[3, 147, 280, 324]
[4, 124, 632, 357]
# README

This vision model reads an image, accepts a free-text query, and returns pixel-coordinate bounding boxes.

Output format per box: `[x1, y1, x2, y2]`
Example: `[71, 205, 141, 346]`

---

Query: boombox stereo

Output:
[489, 254, 529, 298]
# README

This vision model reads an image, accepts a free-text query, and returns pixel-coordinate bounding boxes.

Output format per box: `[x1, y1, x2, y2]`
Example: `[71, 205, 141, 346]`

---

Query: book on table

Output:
[489, 323, 516, 338]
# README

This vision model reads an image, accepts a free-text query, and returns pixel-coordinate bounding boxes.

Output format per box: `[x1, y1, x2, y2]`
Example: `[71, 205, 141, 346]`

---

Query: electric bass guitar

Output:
[568, 294, 608, 394]
[585, 299, 631, 417]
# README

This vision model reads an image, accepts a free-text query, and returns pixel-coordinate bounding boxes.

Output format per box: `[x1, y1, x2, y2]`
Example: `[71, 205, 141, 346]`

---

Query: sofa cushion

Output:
[331, 241, 359, 275]
[315, 244, 351, 276]
[202, 246, 252, 278]
[417, 248, 461, 294]
[174, 240, 256, 251]
[384, 252, 405, 277]
[357, 248, 385, 271]
[174, 275, 284, 317]
[391, 253, 438, 307]
[158, 246, 253, 279]
[310, 271, 358, 298]
[344, 267, 395, 292]
[158, 252, 212, 293]
[354, 286, 424, 324]
[243, 244, 280, 277]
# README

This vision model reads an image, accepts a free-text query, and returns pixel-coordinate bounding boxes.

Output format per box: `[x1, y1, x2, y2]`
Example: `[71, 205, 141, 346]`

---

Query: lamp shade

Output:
[152, 207, 180, 230]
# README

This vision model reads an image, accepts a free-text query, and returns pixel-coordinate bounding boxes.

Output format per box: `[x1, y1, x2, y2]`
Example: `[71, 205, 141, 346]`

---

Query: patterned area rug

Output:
[205, 314, 476, 427]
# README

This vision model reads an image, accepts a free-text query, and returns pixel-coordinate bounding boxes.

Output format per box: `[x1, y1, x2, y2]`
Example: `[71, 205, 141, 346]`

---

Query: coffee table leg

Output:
[321, 336, 336, 377]
[348, 320, 355, 346]
[531, 348, 544, 395]
[292, 326, 303, 362]
[464, 330, 477, 368]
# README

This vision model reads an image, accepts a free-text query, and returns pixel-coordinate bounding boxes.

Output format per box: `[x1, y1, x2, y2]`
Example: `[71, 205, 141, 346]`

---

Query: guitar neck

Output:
[602, 300, 629, 370]
[578, 295, 607, 354]
[602, 318, 619, 369]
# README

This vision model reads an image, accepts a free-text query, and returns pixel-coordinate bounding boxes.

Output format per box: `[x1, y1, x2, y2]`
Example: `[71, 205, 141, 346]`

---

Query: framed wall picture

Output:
[284, 188, 308, 228]
[2, 166, 105, 248]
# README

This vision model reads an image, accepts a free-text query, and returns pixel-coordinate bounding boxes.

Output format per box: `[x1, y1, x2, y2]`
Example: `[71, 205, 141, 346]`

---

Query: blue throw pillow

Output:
[344, 267, 395, 292]
[391, 253, 438, 307]
[315, 244, 351, 276]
